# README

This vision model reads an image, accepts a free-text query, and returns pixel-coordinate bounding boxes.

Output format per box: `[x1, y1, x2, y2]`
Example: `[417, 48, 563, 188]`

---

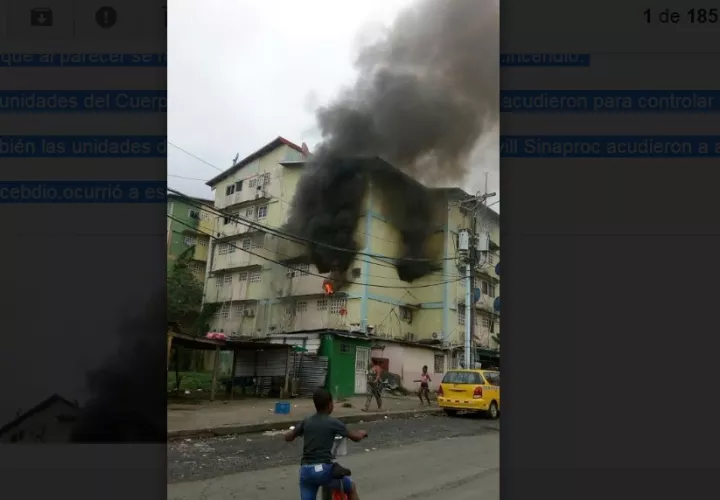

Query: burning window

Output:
[322, 279, 335, 296]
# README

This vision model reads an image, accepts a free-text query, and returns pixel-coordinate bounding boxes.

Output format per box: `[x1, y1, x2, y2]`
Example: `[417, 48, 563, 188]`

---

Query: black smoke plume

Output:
[71, 293, 167, 442]
[286, 0, 498, 284]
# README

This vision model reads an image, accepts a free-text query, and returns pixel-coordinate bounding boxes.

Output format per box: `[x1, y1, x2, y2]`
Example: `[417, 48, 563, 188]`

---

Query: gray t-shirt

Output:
[294, 413, 349, 465]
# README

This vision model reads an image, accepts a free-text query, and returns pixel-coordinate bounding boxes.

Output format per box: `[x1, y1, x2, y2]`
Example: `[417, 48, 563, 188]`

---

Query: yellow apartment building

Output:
[202, 137, 500, 353]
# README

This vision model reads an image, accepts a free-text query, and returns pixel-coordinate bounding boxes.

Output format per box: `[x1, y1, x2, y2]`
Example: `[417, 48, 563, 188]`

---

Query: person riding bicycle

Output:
[285, 388, 367, 500]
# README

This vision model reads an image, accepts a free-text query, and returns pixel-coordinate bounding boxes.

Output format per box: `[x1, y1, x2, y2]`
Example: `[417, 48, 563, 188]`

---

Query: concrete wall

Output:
[370, 342, 448, 392]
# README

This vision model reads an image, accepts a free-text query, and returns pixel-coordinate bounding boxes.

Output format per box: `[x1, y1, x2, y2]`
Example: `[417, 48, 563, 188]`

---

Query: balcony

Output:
[274, 271, 329, 298]
[216, 186, 272, 210]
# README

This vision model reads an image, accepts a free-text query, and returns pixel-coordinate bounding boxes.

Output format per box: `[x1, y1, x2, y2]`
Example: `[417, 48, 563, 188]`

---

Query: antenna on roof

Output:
[232, 153, 239, 165]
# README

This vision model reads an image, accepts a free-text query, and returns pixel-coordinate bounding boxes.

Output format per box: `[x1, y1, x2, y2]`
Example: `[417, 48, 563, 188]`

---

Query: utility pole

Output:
[457, 188, 496, 369]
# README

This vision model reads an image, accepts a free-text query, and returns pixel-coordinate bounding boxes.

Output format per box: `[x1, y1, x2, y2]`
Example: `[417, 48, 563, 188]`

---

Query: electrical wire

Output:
[169, 187, 459, 265]
[168, 214, 465, 290]
[177, 192, 464, 282]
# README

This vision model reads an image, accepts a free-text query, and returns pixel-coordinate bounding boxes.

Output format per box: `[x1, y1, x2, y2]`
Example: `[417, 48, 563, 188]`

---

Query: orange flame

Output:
[322, 280, 335, 295]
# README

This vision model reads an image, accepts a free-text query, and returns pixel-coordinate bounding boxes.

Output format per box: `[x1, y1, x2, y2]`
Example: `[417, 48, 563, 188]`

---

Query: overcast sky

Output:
[168, 0, 499, 208]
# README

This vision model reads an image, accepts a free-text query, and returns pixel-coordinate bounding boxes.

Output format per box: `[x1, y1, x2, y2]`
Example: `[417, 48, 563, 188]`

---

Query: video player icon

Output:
[30, 7, 53, 27]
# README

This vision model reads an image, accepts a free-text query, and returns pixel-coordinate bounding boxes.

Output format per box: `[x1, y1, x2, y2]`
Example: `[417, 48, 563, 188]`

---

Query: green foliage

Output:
[193, 303, 221, 336]
[167, 247, 204, 328]
[167, 371, 214, 392]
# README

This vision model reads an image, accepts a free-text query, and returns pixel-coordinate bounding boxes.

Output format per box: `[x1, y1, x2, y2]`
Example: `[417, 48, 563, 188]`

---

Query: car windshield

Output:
[441, 371, 482, 384]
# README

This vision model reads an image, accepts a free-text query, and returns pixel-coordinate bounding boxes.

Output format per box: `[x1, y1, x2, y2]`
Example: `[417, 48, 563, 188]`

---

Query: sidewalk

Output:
[167, 395, 440, 439]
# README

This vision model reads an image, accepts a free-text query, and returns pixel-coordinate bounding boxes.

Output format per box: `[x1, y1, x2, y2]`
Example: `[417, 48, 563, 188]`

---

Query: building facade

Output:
[202, 137, 500, 361]
[167, 193, 214, 282]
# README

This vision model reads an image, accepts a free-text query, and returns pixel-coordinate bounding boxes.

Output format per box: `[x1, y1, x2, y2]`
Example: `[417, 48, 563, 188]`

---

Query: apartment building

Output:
[167, 193, 214, 282]
[203, 137, 499, 352]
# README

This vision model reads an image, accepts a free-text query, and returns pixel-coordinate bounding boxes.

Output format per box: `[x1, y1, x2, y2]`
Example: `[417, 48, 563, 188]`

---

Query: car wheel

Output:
[444, 409, 458, 417]
[487, 402, 499, 420]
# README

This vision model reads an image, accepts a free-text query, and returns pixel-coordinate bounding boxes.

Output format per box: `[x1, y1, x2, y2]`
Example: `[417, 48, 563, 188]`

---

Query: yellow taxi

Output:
[436, 369, 500, 419]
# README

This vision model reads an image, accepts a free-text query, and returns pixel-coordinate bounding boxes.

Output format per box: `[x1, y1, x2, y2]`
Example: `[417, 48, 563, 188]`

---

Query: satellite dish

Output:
[495, 262, 500, 276]
[473, 288, 481, 303]
[493, 297, 500, 312]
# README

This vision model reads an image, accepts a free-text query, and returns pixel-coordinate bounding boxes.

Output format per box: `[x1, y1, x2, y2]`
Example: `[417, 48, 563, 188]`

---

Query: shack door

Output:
[354, 347, 370, 394]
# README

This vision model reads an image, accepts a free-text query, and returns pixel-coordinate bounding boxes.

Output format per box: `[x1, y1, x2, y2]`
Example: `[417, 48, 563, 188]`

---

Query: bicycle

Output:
[320, 434, 365, 500]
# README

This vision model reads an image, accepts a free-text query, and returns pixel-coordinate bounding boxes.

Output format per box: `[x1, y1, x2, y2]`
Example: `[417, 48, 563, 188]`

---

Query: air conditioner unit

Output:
[255, 193, 261, 199]
[243, 310, 255, 317]
[431, 332, 439, 339]
[405, 332, 416, 342]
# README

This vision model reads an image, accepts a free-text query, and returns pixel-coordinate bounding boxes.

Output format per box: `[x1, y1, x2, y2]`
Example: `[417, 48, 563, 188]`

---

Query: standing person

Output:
[415, 365, 432, 405]
[284, 388, 367, 500]
[362, 359, 383, 411]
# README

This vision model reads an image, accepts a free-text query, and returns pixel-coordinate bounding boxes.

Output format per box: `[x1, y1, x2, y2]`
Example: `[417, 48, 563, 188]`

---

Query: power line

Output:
[168, 141, 225, 172]
[168, 214, 464, 290]
[169, 187, 458, 264]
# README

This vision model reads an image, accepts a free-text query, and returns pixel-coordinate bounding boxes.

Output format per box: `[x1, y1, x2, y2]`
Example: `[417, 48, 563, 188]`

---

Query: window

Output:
[183, 235, 196, 246]
[245, 207, 255, 218]
[252, 234, 265, 249]
[316, 299, 328, 311]
[257, 205, 268, 219]
[488, 284, 496, 298]
[295, 300, 308, 314]
[193, 262, 204, 273]
[220, 304, 230, 318]
[339, 343, 350, 354]
[487, 253, 494, 265]
[249, 270, 262, 283]
[434, 353, 445, 374]
[198, 238, 207, 247]
[223, 215, 231, 225]
[242, 238, 251, 250]
[238, 272, 248, 281]
[215, 279, 222, 288]
[261, 172, 271, 185]
[399, 306, 413, 323]
[199, 211, 211, 221]
[225, 184, 235, 196]
[248, 178, 258, 188]
[227, 241, 236, 253]
[188, 209, 200, 219]
[233, 304, 244, 317]
[235, 180, 243, 191]
[286, 263, 310, 279]
[482, 317, 490, 328]
[223, 275, 233, 284]
[330, 298, 347, 314]
[484, 372, 500, 386]
[481, 281, 489, 295]
[457, 304, 466, 325]
[218, 243, 229, 255]
[441, 371, 482, 384]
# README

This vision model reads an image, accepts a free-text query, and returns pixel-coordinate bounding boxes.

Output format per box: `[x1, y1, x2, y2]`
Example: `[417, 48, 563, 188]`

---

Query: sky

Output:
[168, 0, 499, 209]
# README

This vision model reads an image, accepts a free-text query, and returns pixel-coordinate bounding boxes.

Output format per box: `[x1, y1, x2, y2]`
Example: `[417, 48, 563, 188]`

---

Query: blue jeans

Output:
[299, 464, 353, 500]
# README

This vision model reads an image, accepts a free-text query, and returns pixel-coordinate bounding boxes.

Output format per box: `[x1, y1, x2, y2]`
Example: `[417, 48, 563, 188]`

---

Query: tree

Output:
[167, 247, 204, 330]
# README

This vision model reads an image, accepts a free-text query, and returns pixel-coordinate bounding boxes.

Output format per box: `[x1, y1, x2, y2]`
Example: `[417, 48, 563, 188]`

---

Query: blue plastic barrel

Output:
[275, 402, 291, 414]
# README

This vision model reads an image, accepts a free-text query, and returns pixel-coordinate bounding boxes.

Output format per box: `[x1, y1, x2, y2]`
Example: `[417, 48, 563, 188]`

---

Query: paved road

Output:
[168, 414, 498, 500]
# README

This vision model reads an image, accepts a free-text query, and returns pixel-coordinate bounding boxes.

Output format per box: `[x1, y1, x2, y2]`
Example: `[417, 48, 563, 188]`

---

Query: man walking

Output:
[362, 359, 383, 411]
